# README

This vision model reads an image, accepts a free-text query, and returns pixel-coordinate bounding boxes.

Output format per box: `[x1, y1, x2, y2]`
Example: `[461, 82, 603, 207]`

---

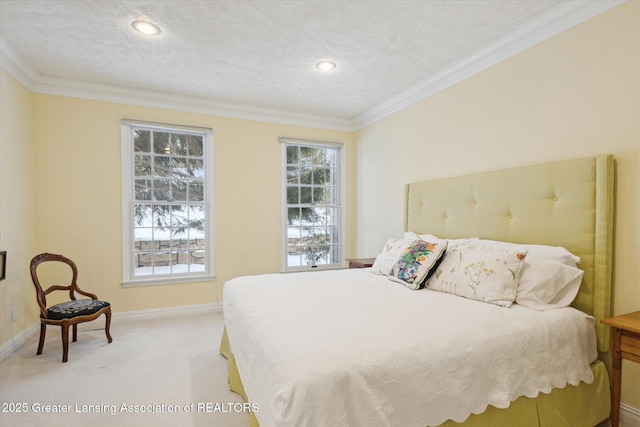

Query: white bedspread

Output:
[223, 268, 597, 427]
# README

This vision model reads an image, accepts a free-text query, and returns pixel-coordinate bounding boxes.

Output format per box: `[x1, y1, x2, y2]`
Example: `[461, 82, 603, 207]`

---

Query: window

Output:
[282, 138, 344, 271]
[121, 121, 214, 286]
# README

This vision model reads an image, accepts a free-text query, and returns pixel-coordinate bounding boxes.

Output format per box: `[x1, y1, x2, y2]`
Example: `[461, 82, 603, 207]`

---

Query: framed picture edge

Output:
[0, 251, 6, 281]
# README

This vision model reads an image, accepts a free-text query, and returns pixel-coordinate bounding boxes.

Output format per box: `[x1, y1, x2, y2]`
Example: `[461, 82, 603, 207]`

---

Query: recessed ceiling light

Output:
[315, 60, 337, 72]
[132, 20, 162, 36]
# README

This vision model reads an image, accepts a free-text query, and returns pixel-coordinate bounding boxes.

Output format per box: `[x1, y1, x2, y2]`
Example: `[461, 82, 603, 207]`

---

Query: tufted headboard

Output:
[405, 155, 615, 352]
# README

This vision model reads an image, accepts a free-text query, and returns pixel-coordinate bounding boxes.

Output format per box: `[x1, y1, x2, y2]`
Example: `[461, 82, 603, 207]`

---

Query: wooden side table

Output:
[601, 311, 640, 427]
[346, 258, 376, 269]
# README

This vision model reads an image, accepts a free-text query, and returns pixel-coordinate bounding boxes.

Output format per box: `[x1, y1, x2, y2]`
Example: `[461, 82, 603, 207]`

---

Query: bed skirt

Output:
[220, 327, 610, 427]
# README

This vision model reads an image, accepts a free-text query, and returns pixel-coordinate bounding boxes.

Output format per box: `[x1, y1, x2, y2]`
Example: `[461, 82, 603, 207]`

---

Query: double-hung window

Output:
[121, 120, 214, 286]
[282, 138, 344, 271]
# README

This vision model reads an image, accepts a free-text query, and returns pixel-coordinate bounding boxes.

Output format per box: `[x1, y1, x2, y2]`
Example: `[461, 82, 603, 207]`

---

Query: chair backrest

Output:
[30, 253, 81, 318]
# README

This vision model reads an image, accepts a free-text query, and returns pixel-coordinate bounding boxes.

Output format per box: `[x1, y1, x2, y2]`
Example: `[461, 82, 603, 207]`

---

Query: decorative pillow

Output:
[477, 239, 579, 266]
[515, 259, 584, 310]
[389, 239, 448, 290]
[370, 237, 414, 275]
[426, 244, 528, 307]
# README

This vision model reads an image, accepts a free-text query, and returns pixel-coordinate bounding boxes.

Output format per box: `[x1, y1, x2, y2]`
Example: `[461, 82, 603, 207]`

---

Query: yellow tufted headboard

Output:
[405, 155, 615, 352]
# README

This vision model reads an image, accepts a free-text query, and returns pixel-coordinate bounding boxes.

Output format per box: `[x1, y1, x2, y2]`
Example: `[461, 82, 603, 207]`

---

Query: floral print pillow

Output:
[389, 239, 448, 290]
[370, 237, 414, 275]
[426, 244, 528, 307]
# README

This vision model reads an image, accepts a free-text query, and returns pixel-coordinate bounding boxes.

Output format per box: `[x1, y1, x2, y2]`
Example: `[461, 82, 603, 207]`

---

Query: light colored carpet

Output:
[0, 306, 248, 427]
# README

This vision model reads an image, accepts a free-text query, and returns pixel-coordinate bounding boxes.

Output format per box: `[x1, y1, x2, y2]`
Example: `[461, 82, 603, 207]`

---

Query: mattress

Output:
[223, 268, 600, 427]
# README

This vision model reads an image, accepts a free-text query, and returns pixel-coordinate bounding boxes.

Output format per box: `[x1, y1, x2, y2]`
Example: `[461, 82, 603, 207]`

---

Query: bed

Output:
[220, 155, 614, 427]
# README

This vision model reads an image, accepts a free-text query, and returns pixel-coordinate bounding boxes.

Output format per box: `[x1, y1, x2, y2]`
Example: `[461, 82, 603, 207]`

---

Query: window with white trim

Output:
[282, 139, 343, 271]
[121, 121, 214, 286]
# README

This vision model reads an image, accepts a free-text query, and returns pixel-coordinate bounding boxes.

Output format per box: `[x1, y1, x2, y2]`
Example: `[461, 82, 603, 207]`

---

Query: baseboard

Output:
[111, 302, 222, 318]
[0, 303, 222, 362]
[622, 402, 640, 427]
[0, 322, 40, 363]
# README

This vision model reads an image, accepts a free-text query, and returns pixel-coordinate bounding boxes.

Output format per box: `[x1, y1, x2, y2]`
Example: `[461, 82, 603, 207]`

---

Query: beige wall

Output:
[30, 95, 355, 314]
[0, 73, 355, 349]
[355, 1, 639, 408]
[0, 69, 39, 348]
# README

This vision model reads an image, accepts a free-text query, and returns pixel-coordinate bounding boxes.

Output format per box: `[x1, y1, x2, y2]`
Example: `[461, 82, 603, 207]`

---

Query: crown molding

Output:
[32, 74, 354, 131]
[1, 0, 626, 133]
[0, 38, 39, 90]
[351, 0, 627, 130]
[0, 40, 353, 132]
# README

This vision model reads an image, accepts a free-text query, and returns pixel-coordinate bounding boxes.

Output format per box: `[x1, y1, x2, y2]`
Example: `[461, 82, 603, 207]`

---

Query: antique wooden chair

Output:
[30, 253, 112, 362]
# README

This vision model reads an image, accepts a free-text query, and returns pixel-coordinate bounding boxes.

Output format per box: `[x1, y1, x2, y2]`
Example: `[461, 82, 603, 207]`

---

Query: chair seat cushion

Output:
[44, 299, 110, 320]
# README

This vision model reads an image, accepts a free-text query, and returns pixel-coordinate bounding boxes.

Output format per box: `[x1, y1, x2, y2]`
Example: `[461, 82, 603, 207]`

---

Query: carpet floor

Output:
[0, 306, 248, 427]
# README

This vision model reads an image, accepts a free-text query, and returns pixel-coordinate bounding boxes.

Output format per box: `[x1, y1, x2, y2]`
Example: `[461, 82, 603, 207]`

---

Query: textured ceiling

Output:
[0, 0, 622, 127]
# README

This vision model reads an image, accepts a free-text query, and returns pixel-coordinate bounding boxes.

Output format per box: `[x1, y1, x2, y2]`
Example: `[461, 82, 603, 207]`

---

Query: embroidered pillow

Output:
[389, 239, 448, 290]
[426, 244, 527, 307]
[370, 237, 413, 275]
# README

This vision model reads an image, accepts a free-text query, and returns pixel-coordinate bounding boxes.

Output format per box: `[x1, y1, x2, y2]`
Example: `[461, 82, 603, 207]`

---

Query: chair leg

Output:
[104, 309, 113, 343]
[37, 323, 46, 355]
[61, 323, 70, 363]
[72, 324, 78, 342]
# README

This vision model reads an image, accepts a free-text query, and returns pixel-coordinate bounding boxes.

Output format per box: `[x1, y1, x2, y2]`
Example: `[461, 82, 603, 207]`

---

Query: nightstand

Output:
[601, 311, 640, 427]
[346, 258, 376, 269]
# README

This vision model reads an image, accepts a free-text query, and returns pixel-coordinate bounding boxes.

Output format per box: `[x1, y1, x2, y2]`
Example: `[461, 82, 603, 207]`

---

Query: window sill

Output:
[122, 273, 216, 288]
[280, 264, 345, 273]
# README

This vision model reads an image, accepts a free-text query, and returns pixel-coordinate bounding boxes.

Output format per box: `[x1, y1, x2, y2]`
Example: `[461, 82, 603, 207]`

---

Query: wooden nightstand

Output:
[346, 258, 376, 269]
[601, 311, 640, 427]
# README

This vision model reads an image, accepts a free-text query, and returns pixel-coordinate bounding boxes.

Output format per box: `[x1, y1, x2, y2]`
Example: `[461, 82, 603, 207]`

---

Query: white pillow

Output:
[370, 237, 413, 275]
[426, 244, 528, 307]
[515, 259, 584, 310]
[404, 232, 477, 248]
[388, 239, 448, 290]
[478, 239, 580, 266]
